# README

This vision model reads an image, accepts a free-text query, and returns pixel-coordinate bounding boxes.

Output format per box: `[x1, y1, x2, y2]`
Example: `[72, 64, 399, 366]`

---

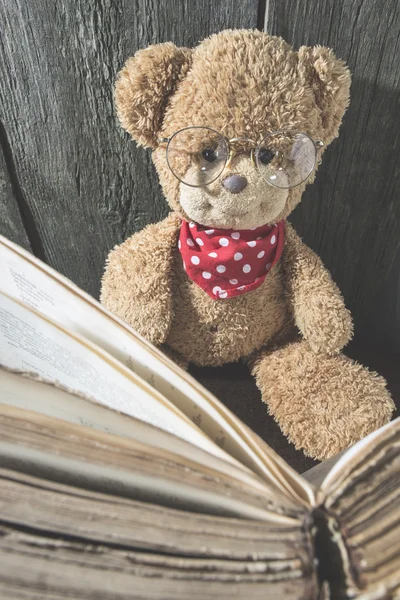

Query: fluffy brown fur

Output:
[251, 340, 393, 460]
[101, 30, 394, 460]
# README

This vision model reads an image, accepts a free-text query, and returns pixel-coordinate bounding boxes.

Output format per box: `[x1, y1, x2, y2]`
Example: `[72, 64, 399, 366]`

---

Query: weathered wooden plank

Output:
[364, 246, 400, 353]
[0, 123, 31, 251]
[264, 0, 400, 344]
[0, 0, 258, 299]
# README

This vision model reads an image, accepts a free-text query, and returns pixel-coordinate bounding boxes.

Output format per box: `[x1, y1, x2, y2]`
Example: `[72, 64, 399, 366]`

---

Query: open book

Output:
[0, 234, 399, 600]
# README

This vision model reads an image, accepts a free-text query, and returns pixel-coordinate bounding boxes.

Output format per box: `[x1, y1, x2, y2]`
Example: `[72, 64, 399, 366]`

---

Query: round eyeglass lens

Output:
[255, 131, 317, 189]
[166, 127, 228, 187]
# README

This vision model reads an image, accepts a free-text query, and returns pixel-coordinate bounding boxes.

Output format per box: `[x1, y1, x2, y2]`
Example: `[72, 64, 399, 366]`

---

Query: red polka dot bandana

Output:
[178, 220, 285, 300]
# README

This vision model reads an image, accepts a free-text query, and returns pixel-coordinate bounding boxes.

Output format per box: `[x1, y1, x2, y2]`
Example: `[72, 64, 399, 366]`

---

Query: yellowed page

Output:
[319, 417, 400, 496]
[0, 236, 314, 505]
[0, 292, 228, 461]
[2, 368, 286, 506]
[0, 403, 301, 524]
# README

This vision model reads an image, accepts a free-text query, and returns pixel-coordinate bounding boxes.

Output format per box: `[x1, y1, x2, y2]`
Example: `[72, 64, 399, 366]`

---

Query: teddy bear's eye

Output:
[257, 147, 275, 165]
[202, 148, 218, 163]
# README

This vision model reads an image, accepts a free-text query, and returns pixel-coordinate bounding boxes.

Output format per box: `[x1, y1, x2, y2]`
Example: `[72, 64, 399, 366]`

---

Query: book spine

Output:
[312, 507, 362, 600]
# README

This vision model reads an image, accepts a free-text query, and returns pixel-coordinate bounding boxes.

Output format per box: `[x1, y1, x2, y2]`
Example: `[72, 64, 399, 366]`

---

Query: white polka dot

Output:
[257, 236, 262, 240]
[219, 290, 228, 298]
[205, 229, 215, 235]
[216, 265, 226, 273]
[231, 232, 240, 239]
[266, 262, 272, 270]
[257, 250, 265, 258]
[234, 252, 243, 261]
[213, 286, 222, 295]
[243, 264, 251, 273]
[196, 237, 204, 246]
[191, 256, 200, 265]
[219, 238, 229, 246]
[270, 235, 276, 245]
[229, 279, 238, 285]
[178, 240, 181, 249]
[189, 222, 195, 228]
[208, 252, 218, 258]
[187, 238, 194, 247]
[247, 241, 256, 247]
[202, 271, 211, 279]
[237, 285, 246, 290]
[249, 227, 257, 230]
[183, 262, 186, 270]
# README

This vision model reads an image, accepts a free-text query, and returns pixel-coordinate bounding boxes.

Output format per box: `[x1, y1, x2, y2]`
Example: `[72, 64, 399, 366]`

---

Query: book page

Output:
[0, 402, 303, 524]
[0, 470, 316, 600]
[0, 292, 230, 462]
[0, 236, 314, 505]
[317, 418, 400, 599]
[1, 368, 276, 500]
[319, 417, 400, 495]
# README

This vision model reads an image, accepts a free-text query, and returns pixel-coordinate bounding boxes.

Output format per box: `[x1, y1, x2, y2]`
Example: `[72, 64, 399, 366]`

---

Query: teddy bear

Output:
[101, 29, 394, 460]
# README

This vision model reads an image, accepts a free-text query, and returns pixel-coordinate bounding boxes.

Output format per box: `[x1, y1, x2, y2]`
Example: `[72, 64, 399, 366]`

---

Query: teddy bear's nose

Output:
[222, 174, 248, 194]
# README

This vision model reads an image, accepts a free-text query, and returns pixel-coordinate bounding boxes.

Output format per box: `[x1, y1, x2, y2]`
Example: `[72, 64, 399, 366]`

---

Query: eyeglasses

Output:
[158, 126, 324, 189]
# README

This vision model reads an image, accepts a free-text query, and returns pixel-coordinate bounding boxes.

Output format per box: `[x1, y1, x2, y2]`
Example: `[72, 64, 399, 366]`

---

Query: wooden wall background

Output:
[0, 0, 399, 351]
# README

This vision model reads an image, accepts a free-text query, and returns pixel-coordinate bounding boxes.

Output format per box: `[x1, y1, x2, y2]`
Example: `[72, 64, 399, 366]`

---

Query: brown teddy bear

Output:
[101, 29, 394, 460]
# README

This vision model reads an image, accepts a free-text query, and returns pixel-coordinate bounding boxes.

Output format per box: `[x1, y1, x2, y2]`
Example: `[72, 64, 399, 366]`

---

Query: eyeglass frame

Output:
[158, 126, 324, 189]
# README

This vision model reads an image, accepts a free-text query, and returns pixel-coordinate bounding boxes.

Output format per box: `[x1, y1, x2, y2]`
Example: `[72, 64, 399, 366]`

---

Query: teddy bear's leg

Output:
[160, 344, 189, 371]
[250, 340, 394, 460]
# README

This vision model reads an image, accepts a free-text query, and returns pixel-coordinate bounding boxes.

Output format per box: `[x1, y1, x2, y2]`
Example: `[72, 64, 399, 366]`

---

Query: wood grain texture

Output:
[0, 125, 31, 251]
[265, 0, 400, 346]
[0, 0, 258, 298]
[365, 245, 400, 352]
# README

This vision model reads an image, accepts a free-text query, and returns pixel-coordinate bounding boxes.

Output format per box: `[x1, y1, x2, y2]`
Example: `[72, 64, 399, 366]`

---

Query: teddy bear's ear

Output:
[298, 46, 351, 144]
[115, 42, 193, 148]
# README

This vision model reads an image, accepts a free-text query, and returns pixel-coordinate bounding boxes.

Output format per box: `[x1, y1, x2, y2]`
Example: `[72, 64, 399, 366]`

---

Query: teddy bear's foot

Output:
[251, 340, 394, 461]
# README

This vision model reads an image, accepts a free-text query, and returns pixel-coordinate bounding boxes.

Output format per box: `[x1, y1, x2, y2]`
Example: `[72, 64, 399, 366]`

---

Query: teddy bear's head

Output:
[116, 29, 350, 230]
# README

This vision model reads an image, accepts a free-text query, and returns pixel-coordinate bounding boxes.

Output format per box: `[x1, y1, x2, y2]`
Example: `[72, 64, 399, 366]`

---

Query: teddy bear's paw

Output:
[298, 298, 354, 356]
[252, 340, 394, 461]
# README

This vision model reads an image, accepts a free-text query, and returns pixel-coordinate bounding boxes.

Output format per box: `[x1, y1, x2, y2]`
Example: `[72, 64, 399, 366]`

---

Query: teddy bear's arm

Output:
[282, 222, 353, 354]
[100, 213, 181, 346]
